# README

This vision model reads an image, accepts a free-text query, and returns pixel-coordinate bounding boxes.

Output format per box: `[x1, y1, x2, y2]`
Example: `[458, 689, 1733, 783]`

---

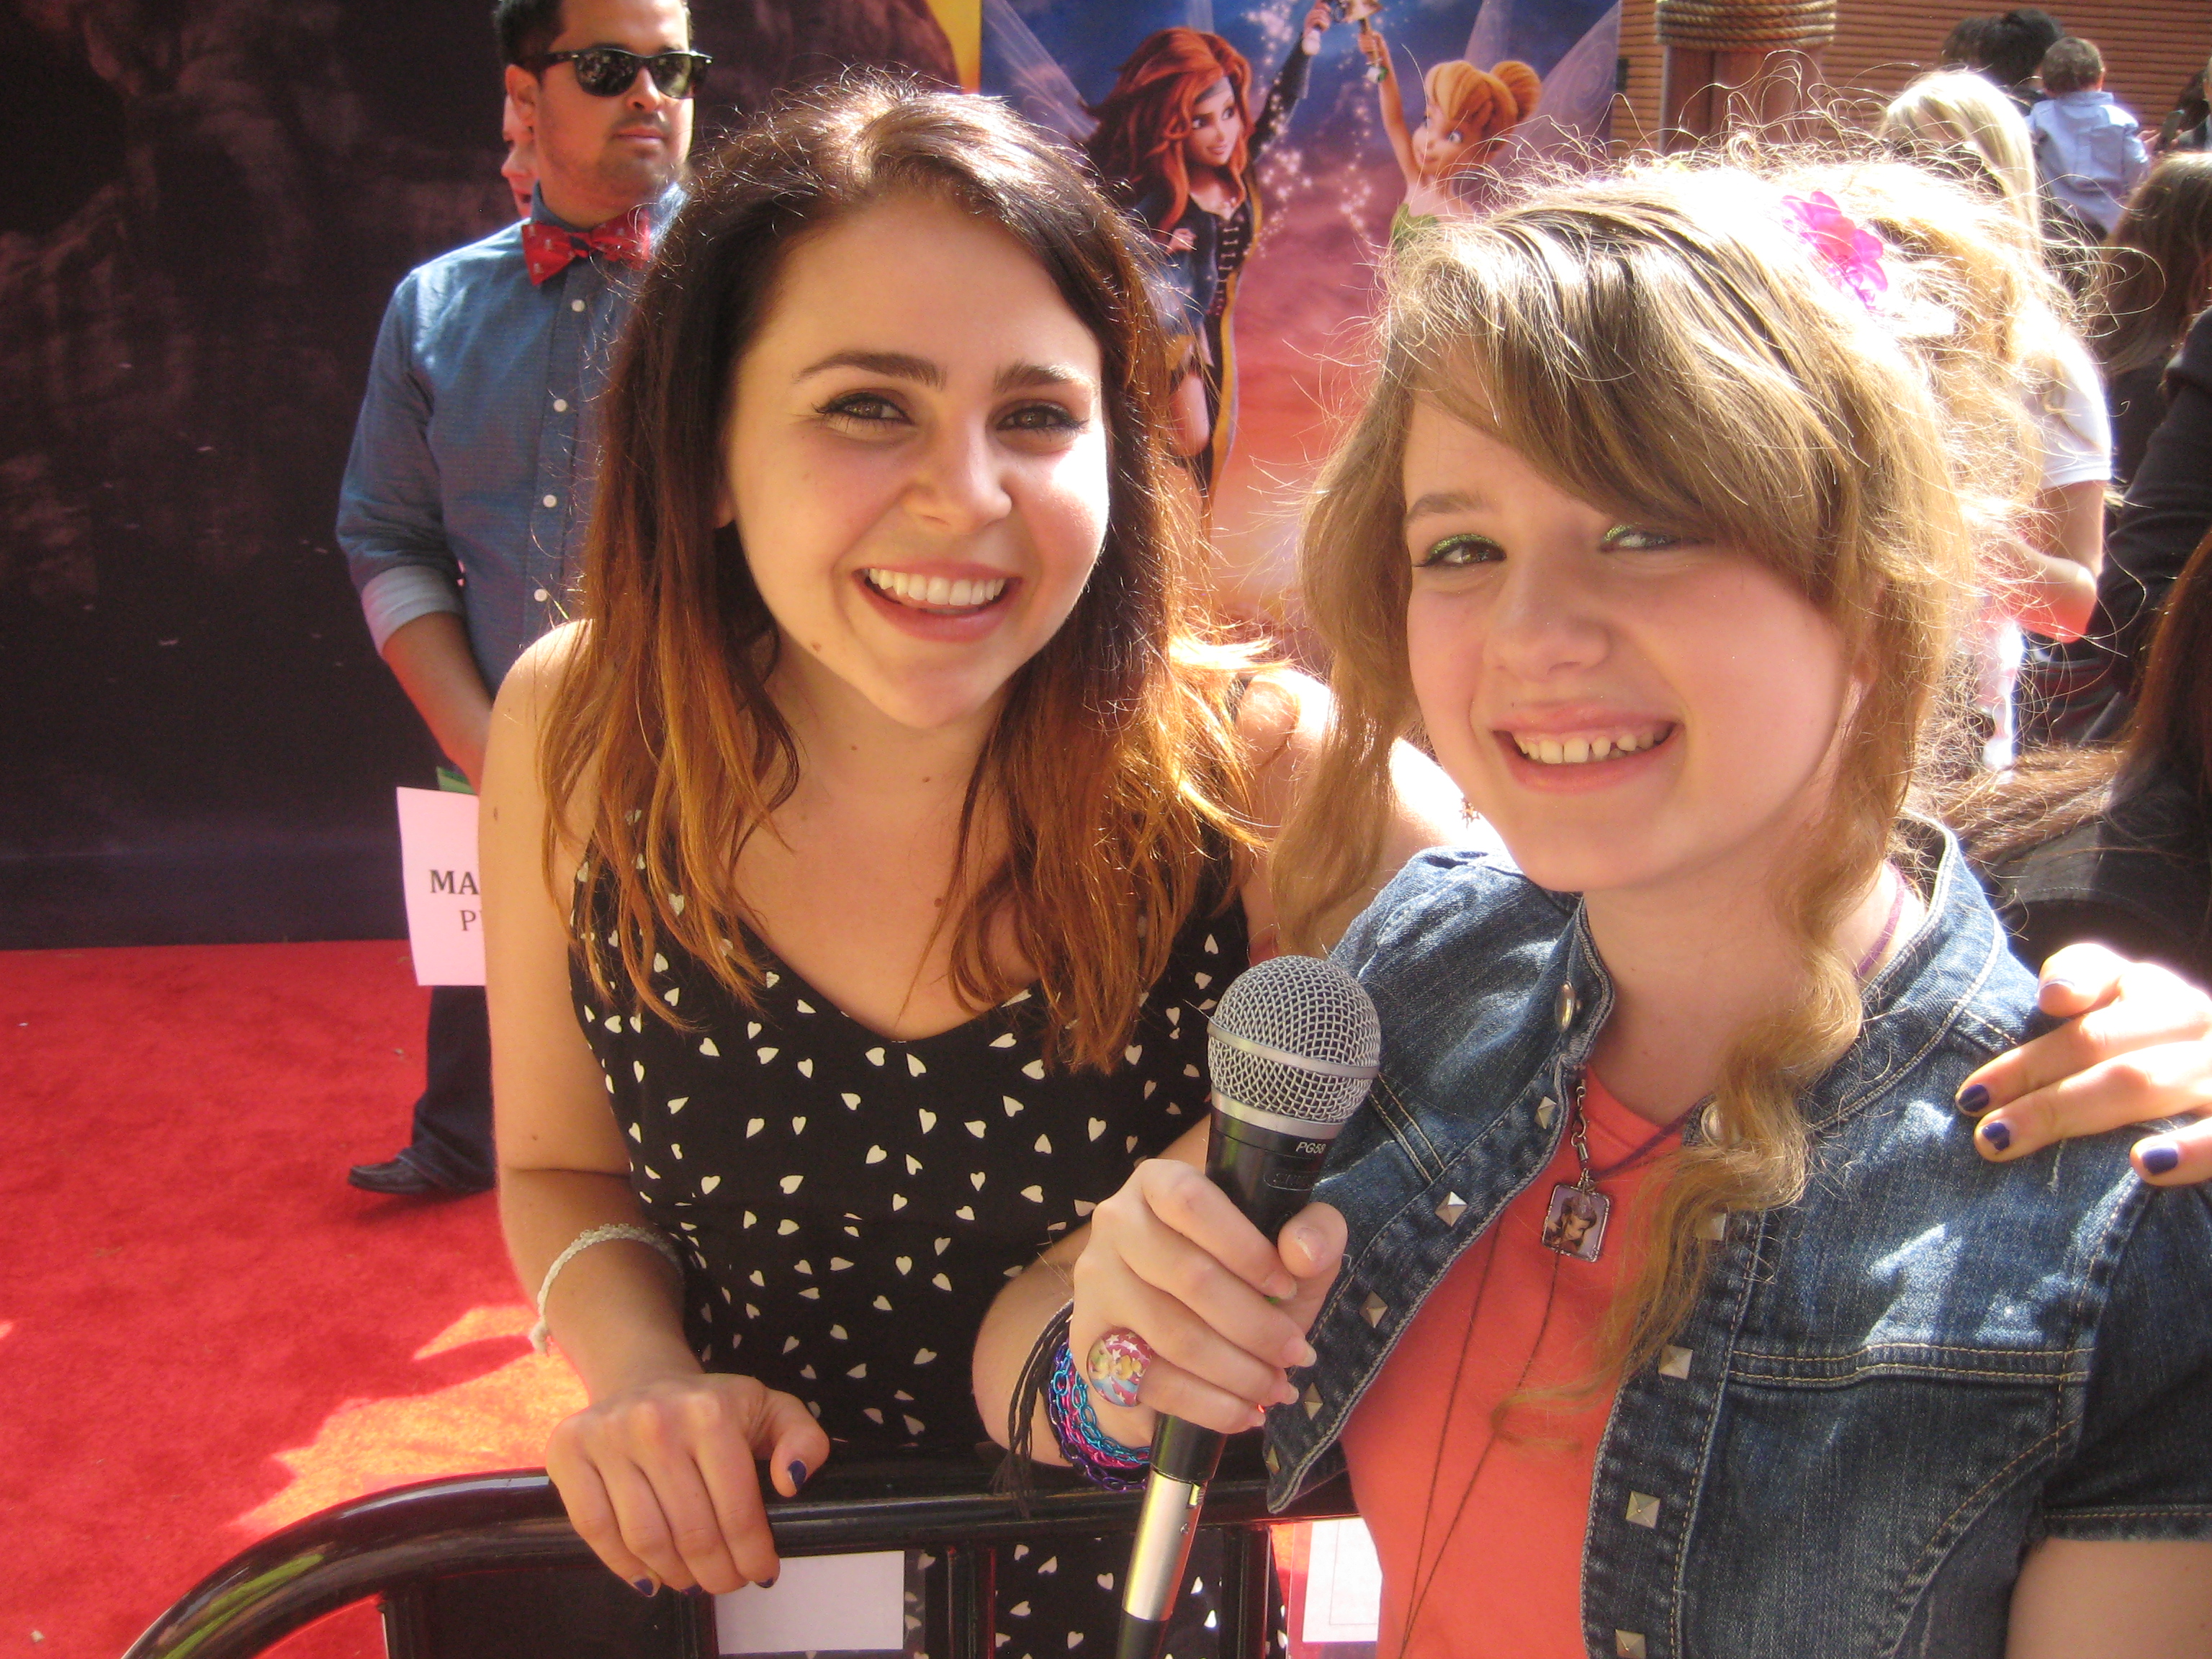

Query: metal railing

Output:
[125, 1445, 1356, 1659]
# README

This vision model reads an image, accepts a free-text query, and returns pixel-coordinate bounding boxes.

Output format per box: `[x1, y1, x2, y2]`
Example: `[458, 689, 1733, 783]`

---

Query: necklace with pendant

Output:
[1539, 866, 1911, 1263]
[1541, 1071, 1684, 1262]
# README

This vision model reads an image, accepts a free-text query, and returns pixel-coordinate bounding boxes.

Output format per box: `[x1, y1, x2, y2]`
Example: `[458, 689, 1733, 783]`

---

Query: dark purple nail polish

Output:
[2142, 1143, 2182, 1175]
[788, 1458, 809, 1491]
[1980, 1119, 2011, 1153]
[760, 1576, 778, 1590]
[1956, 1082, 1990, 1115]
[631, 1578, 657, 1598]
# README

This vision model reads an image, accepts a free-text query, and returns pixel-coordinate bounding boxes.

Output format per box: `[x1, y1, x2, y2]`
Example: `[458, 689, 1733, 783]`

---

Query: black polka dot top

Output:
[571, 878, 1250, 1457]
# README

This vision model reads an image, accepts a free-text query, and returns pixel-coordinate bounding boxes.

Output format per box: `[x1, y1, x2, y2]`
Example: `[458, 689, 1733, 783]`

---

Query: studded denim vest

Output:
[1265, 827, 2212, 1658]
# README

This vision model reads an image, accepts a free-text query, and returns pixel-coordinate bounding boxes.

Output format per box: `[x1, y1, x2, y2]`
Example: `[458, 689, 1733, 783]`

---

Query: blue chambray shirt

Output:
[336, 186, 680, 690]
[1270, 824, 2212, 1657]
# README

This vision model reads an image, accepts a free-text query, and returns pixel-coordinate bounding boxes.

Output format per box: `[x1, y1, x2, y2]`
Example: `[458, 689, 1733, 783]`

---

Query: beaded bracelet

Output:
[1046, 1327, 1151, 1490]
[529, 1223, 683, 1354]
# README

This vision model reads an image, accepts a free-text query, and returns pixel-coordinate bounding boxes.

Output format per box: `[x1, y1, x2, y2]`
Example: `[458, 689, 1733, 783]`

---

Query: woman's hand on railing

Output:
[544, 1370, 831, 1596]
[1071, 1158, 1346, 1449]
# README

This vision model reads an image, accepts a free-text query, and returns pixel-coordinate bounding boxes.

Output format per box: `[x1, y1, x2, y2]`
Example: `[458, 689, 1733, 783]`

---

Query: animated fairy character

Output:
[1084, 4, 1332, 490]
[1359, 24, 1542, 243]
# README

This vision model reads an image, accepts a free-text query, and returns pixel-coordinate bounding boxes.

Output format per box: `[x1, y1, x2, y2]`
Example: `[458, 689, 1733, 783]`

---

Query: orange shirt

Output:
[1336, 1071, 1671, 1658]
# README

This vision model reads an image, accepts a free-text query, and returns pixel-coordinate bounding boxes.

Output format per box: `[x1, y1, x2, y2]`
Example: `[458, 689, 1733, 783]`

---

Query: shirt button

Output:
[1614, 1635, 1648, 1658]
[570, 298, 585, 313]
[542, 494, 558, 508]
[553, 397, 569, 413]
[533, 588, 549, 603]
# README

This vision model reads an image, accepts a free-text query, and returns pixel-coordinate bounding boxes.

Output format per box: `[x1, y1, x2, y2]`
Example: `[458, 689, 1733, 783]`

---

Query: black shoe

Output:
[347, 1156, 490, 1197]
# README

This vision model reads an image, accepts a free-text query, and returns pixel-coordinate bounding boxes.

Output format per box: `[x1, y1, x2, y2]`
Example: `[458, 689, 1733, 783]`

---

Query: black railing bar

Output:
[126, 1464, 1357, 1659]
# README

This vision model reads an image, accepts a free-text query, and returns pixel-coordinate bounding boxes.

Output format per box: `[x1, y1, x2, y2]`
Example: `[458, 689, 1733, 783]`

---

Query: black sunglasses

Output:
[528, 45, 711, 99]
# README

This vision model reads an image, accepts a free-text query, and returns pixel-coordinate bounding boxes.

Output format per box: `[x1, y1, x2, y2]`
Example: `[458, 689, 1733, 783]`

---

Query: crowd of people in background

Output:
[1895, 12, 2212, 971]
[323, 0, 2212, 1646]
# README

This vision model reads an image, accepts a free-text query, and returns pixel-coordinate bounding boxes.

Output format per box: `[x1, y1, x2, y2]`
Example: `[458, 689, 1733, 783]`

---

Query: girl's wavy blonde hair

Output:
[1275, 153, 2033, 1382]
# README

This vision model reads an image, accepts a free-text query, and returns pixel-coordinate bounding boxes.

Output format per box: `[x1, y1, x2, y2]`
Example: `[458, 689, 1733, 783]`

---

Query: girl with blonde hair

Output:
[1883, 69, 2110, 751]
[997, 153, 2212, 1655]
[1881, 67, 2044, 240]
[1359, 24, 1543, 240]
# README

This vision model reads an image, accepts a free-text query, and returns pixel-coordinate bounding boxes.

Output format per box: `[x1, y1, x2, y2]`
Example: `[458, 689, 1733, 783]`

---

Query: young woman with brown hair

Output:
[477, 77, 1461, 1647]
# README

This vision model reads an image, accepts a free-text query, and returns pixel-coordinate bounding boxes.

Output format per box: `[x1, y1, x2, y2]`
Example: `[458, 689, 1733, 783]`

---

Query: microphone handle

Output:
[1115, 1416, 1226, 1659]
[1115, 1112, 1339, 1659]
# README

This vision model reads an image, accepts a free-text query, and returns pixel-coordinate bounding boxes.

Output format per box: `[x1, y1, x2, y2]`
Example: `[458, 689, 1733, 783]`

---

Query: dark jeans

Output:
[402, 984, 495, 1189]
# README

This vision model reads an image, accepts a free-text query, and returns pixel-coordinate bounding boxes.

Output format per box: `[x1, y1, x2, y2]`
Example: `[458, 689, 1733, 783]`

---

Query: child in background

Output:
[2030, 37, 2149, 238]
[1881, 70, 2110, 755]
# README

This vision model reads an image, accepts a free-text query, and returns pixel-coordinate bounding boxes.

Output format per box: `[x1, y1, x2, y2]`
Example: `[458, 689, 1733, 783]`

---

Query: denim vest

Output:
[1266, 828, 2212, 1658]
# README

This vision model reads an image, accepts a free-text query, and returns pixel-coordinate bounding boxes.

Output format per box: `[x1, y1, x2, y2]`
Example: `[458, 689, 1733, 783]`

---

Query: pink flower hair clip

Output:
[1779, 191, 1889, 311]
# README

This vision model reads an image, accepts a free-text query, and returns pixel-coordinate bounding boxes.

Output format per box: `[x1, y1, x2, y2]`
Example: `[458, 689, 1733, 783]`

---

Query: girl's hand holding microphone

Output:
[1069, 1156, 1346, 1451]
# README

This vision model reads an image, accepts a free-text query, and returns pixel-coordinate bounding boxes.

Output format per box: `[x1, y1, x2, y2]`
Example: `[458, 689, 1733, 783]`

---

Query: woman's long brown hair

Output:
[2086, 153, 2212, 378]
[543, 78, 1259, 1072]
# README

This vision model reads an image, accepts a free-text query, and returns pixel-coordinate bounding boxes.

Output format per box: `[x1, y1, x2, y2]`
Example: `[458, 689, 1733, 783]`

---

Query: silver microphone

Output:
[1116, 955, 1380, 1659]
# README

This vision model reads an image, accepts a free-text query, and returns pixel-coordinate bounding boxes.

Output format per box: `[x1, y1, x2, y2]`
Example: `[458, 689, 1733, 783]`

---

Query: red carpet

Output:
[0, 943, 585, 1659]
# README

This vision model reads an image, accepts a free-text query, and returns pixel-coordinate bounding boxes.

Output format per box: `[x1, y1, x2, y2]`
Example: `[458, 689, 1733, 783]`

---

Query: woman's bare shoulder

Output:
[500, 619, 590, 711]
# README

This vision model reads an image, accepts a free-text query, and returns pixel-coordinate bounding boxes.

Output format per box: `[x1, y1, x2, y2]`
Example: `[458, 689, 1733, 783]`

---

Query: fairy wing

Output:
[1463, 0, 1515, 72]
[1496, 2, 1622, 166]
[981, 0, 1097, 147]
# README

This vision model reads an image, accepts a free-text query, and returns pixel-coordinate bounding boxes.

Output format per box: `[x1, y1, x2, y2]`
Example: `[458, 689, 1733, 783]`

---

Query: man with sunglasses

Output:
[336, 0, 702, 1199]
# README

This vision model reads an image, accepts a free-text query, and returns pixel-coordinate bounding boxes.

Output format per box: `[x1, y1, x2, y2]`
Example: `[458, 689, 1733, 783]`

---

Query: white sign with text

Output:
[395, 786, 485, 986]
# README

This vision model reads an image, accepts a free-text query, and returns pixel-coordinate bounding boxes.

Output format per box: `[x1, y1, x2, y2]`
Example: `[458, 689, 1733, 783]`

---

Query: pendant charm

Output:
[1542, 1179, 1610, 1261]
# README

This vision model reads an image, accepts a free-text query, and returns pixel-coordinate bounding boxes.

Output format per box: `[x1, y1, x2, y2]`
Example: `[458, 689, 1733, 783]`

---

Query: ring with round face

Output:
[1084, 1328, 1154, 1410]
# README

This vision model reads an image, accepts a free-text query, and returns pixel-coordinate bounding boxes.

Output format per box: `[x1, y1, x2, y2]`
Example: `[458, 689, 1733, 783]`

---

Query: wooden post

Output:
[1655, 0, 1835, 150]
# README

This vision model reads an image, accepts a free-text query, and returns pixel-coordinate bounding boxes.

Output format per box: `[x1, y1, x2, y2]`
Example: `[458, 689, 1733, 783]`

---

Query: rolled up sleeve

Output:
[337, 275, 462, 649]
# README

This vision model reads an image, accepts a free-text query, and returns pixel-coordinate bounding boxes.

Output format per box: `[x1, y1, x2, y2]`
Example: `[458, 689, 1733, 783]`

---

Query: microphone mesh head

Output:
[1208, 955, 1382, 1129]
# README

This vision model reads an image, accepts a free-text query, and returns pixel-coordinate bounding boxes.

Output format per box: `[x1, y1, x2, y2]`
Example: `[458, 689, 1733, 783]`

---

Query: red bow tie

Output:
[523, 207, 654, 284]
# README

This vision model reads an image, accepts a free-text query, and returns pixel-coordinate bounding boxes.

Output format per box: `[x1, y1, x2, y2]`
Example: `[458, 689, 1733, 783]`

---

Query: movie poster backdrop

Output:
[0, 0, 1610, 950]
[985, 0, 1621, 616]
